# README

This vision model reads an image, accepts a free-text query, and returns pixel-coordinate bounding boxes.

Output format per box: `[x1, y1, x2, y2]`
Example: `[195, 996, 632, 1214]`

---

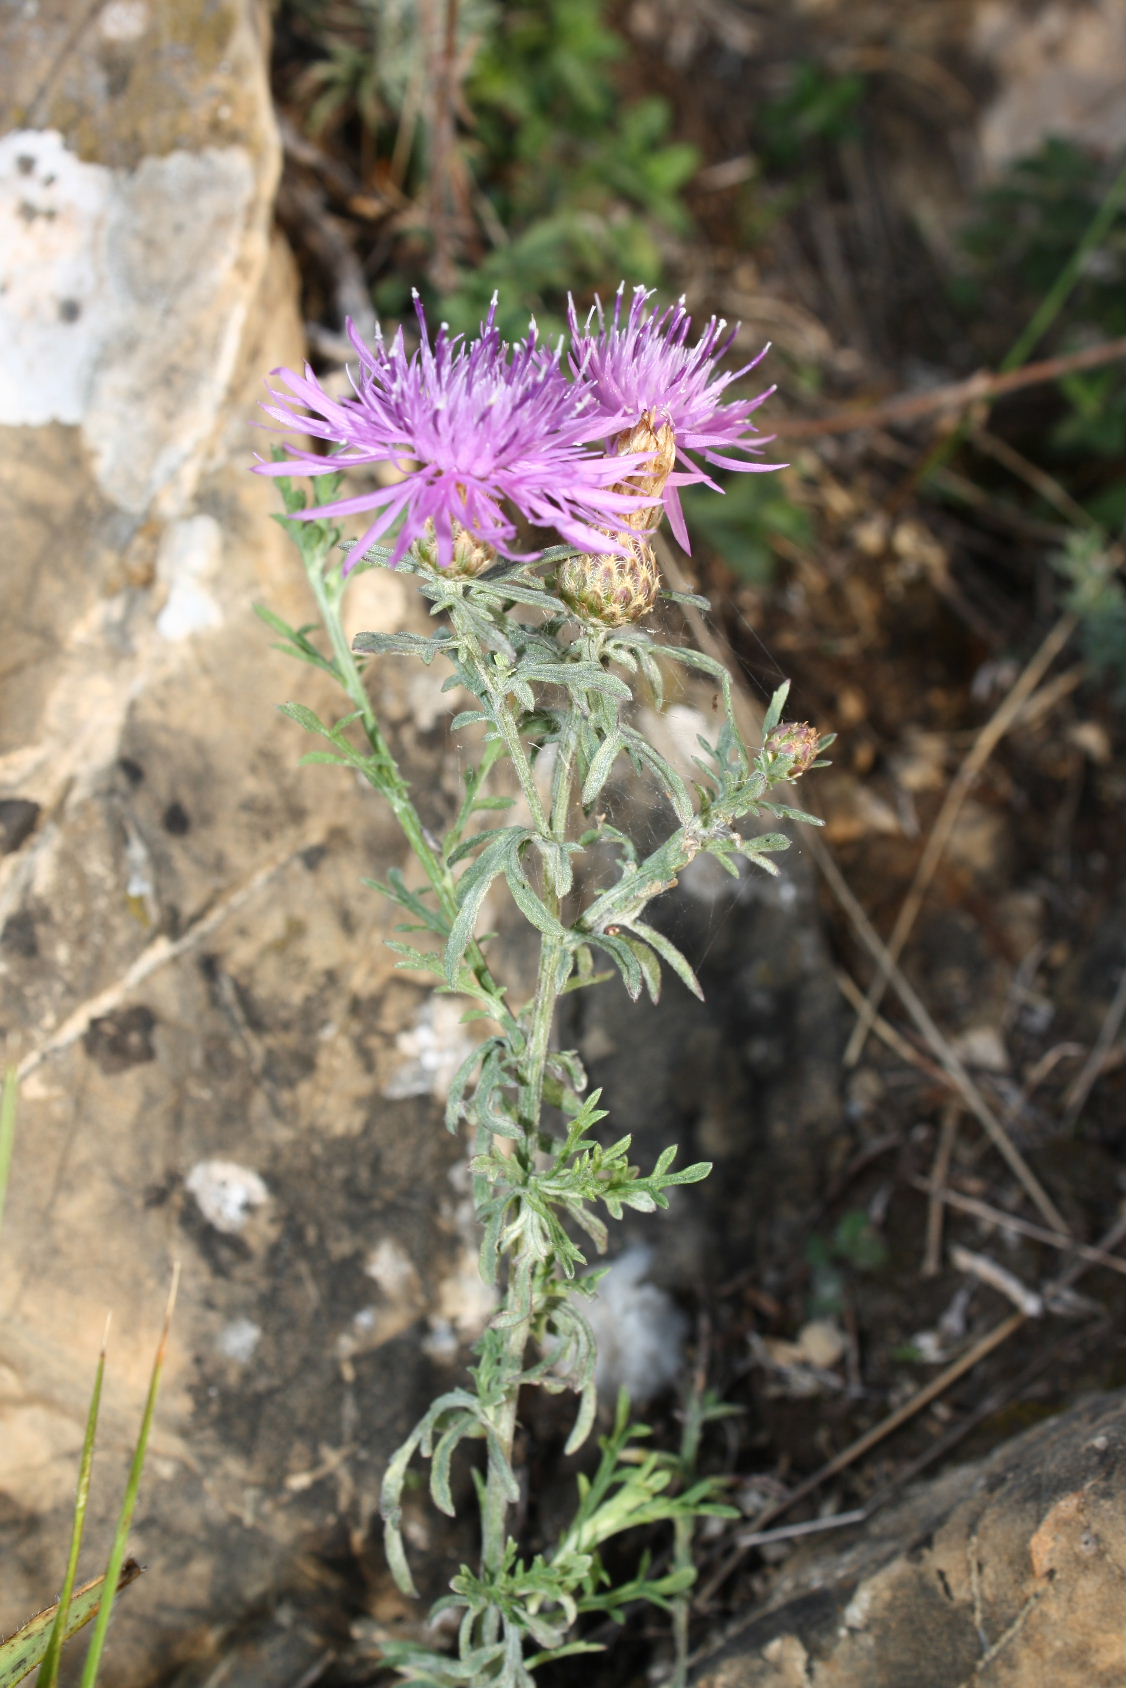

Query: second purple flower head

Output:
[569, 283, 781, 553]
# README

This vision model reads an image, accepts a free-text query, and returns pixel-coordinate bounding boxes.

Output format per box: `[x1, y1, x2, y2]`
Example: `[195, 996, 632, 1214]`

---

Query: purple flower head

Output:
[254, 294, 652, 569]
[568, 284, 783, 551]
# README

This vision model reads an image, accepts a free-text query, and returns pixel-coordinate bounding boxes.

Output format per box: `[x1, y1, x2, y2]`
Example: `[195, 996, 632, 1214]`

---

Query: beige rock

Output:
[693, 1392, 1125, 1688]
[0, 3, 474, 1680]
[973, 0, 1126, 170]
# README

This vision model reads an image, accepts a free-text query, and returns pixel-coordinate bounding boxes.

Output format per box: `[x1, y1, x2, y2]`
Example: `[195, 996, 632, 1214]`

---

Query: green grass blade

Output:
[78, 1265, 179, 1688]
[0, 1565, 141, 1688]
[0, 1068, 17, 1242]
[36, 1324, 109, 1688]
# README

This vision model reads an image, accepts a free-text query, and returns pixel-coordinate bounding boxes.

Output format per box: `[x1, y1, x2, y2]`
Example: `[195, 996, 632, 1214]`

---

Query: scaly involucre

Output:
[569, 283, 782, 550]
[255, 296, 651, 568]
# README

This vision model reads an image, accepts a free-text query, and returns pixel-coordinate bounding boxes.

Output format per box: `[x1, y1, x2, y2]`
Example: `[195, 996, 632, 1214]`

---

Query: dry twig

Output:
[923, 1103, 960, 1277]
[808, 830, 1070, 1236]
[834, 968, 942, 1080]
[1061, 962, 1126, 1132]
[701, 1205, 1126, 1614]
[844, 609, 1079, 1066]
[910, 1177, 1126, 1278]
[659, 545, 1071, 1236]
[773, 339, 1126, 441]
[948, 1245, 1043, 1317]
[700, 1311, 1025, 1603]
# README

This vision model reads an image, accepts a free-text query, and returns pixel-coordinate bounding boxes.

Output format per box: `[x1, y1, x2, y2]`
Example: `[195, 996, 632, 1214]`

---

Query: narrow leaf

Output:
[78, 1266, 178, 1688]
[761, 680, 792, 736]
[0, 1566, 142, 1688]
[590, 933, 644, 1001]
[624, 921, 704, 1001]
[581, 732, 624, 808]
[36, 1328, 107, 1688]
[444, 831, 526, 985]
[503, 863, 569, 940]
[277, 700, 333, 738]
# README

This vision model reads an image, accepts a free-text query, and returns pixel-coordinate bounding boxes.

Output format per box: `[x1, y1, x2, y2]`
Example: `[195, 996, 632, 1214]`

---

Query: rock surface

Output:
[0, 3, 482, 1679]
[692, 1391, 1126, 1688]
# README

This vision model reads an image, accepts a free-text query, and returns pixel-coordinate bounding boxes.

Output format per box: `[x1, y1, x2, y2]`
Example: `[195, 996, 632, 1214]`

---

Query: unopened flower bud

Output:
[765, 721, 820, 777]
[414, 520, 496, 578]
[557, 534, 661, 627]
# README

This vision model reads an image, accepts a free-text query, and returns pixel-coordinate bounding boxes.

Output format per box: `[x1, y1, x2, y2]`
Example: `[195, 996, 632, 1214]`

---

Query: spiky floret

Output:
[568, 283, 783, 551]
[254, 295, 651, 569]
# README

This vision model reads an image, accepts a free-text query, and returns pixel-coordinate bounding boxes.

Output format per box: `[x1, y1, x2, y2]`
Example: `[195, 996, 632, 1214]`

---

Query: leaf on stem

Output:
[445, 830, 529, 984]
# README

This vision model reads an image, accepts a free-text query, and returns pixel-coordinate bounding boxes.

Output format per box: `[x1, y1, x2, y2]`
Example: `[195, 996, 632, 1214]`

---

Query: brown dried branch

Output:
[909, 1178, 1126, 1278]
[773, 338, 1126, 440]
[844, 610, 1080, 1066]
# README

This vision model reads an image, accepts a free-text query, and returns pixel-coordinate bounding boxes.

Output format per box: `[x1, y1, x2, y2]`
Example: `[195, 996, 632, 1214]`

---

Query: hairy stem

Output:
[308, 553, 512, 1025]
[448, 599, 551, 837]
[477, 691, 579, 1643]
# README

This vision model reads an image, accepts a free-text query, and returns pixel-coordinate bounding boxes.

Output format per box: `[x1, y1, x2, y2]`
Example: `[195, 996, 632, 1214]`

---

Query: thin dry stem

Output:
[809, 828, 1070, 1237]
[657, 547, 1071, 1237]
[910, 1178, 1126, 1277]
[1061, 962, 1126, 1132]
[774, 338, 1126, 440]
[844, 609, 1079, 1066]
[923, 1102, 960, 1278]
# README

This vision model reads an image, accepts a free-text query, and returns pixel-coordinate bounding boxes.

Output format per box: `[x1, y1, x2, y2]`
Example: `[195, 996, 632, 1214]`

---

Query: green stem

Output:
[1000, 156, 1126, 377]
[309, 560, 441, 880]
[477, 704, 579, 1643]
[479, 1256, 535, 1616]
[670, 1391, 706, 1688]
[308, 551, 512, 1026]
[448, 599, 551, 837]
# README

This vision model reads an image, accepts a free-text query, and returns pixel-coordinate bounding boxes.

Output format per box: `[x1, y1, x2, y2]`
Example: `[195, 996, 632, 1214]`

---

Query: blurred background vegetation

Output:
[266, 1, 1124, 1677]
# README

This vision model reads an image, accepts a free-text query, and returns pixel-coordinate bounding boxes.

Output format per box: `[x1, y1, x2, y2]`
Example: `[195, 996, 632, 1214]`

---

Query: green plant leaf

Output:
[0, 1565, 142, 1688]
[445, 830, 528, 984]
[36, 1331, 106, 1688]
[78, 1268, 178, 1688]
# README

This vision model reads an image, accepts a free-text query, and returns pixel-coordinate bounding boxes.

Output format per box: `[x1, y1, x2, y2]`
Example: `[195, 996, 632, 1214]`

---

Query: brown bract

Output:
[611, 412, 678, 533]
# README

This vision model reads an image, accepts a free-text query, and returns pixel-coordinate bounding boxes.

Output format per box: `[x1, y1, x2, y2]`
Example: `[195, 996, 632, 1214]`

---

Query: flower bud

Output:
[414, 520, 496, 578]
[764, 721, 821, 778]
[557, 534, 661, 627]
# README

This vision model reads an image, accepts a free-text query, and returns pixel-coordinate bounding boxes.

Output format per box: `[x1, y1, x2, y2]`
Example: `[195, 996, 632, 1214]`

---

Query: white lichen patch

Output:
[186, 1159, 269, 1233]
[0, 129, 256, 513]
[98, 0, 150, 41]
[586, 1244, 687, 1404]
[383, 996, 478, 1101]
[155, 514, 224, 640]
[0, 131, 113, 428]
[216, 1317, 262, 1363]
[364, 1236, 421, 1301]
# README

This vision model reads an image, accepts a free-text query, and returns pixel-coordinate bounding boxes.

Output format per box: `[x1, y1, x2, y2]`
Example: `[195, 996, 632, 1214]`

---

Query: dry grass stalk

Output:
[910, 1178, 1126, 1278]
[774, 338, 1126, 441]
[843, 609, 1079, 1066]
[807, 829, 1070, 1237]
[658, 543, 1071, 1236]
[923, 1102, 960, 1278]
